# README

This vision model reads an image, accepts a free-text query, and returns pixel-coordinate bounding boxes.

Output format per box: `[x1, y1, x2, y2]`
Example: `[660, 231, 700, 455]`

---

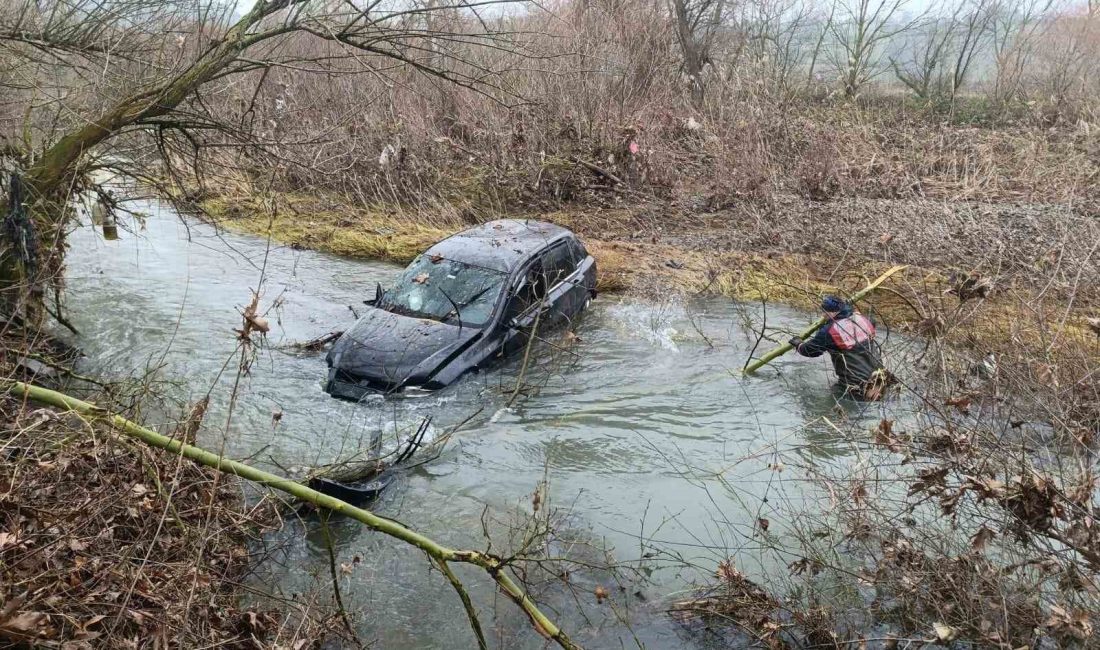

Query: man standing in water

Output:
[788, 296, 889, 400]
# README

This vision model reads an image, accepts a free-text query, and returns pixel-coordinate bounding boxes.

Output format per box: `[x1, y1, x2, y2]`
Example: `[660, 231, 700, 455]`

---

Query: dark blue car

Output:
[325, 219, 597, 398]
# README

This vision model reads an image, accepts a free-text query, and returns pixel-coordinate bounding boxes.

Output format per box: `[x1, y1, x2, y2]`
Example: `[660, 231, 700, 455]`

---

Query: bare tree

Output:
[0, 0, 523, 320]
[890, 13, 955, 100]
[989, 0, 1058, 103]
[668, 0, 730, 103]
[947, 0, 998, 99]
[807, 1, 837, 85]
[888, 0, 1000, 103]
[826, 0, 923, 97]
[1027, 5, 1100, 112]
[733, 0, 817, 99]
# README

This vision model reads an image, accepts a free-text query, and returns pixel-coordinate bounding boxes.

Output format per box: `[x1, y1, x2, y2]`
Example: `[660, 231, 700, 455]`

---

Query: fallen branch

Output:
[742, 265, 908, 375]
[567, 155, 625, 186]
[306, 416, 431, 484]
[285, 330, 343, 352]
[6, 381, 583, 650]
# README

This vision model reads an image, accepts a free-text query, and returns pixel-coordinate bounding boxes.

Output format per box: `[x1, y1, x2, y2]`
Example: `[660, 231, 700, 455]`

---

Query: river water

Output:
[64, 199, 908, 649]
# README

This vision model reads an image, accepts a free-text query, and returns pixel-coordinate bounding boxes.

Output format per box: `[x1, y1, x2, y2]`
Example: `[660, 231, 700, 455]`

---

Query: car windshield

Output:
[381, 255, 507, 327]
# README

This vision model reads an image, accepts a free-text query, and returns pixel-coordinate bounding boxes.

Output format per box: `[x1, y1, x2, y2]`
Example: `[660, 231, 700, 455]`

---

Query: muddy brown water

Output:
[64, 199, 913, 649]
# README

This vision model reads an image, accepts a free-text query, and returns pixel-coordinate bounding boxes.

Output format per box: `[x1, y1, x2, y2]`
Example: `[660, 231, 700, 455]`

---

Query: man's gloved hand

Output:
[788, 336, 803, 348]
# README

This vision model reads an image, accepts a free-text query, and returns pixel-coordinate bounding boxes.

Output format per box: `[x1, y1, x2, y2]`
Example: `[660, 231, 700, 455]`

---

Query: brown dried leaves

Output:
[235, 290, 270, 340]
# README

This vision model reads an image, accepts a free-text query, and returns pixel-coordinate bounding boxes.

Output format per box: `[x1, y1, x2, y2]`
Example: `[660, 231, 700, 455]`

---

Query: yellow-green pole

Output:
[6, 381, 581, 650]
[742, 265, 908, 375]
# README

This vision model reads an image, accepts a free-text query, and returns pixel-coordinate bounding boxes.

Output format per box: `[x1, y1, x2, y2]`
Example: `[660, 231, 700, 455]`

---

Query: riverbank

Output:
[0, 332, 335, 647]
[197, 190, 1099, 363]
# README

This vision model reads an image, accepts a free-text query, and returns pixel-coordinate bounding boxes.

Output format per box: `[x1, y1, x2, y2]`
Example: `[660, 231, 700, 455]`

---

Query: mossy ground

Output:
[201, 193, 452, 264]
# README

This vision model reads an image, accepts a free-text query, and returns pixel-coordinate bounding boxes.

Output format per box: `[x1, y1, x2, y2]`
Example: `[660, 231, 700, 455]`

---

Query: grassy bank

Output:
[199, 191, 900, 304]
[197, 190, 1099, 365]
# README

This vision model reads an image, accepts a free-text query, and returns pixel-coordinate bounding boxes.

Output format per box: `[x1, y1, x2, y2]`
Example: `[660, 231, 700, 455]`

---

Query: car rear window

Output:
[567, 237, 587, 264]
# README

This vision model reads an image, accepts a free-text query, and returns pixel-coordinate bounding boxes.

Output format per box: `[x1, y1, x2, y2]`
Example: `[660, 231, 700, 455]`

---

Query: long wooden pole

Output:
[742, 265, 908, 375]
[6, 381, 581, 650]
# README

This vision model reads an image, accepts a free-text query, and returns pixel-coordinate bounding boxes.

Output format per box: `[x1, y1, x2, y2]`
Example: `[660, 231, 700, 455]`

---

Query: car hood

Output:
[327, 308, 480, 387]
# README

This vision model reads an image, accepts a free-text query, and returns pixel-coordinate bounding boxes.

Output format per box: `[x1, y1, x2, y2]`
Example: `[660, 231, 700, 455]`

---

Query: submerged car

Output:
[325, 219, 597, 399]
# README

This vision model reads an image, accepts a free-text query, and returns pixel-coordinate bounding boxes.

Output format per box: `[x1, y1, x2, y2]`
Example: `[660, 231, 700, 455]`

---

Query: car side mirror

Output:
[365, 282, 384, 306]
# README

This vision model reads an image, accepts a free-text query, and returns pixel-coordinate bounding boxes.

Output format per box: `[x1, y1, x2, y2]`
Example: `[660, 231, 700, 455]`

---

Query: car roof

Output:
[425, 219, 573, 273]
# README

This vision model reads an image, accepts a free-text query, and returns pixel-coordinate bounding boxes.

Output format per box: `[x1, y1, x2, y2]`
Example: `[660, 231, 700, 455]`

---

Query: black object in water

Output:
[309, 474, 395, 504]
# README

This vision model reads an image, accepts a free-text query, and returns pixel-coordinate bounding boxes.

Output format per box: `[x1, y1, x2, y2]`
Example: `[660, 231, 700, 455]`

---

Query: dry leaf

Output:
[531, 489, 542, 513]
[945, 396, 971, 414]
[594, 585, 609, 603]
[878, 233, 894, 245]
[788, 557, 819, 576]
[1046, 604, 1094, 639]
[429, 253, 444, 264]
[717, 559, 742, 583]
[908, 467, 949, 496]
[130, 483, 149, 497]
[851, 482, 868, 506]
[758, 517, 770, 533]
[1036, 364, 1058, 387]
[0, 611, 46, 639]
[946, 271, 994, 301]
[0, 532, 18, 549]
[970, 525, 996, 552]
[873, 419, 904, 452]
[236, 291, 271, 339]
[933, 622, 959, 642]
[412, 273, 430, 284]
[963, 475, 1005, 499]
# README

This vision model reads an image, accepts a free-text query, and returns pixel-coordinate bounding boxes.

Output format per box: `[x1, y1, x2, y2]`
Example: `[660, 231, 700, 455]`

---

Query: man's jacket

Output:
[795, 307, 883, 390]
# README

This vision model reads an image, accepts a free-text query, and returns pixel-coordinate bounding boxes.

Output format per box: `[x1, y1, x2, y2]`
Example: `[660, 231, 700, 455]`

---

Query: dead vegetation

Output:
[0, 382, 336, 648]
[150, 0, 1100, 222]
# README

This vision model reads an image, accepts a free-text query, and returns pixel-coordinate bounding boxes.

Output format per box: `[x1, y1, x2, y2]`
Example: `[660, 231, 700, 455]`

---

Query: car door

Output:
[498, 257, 548, 356]
[541, 240, 587, 325]
[498, 241, 586, 356]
